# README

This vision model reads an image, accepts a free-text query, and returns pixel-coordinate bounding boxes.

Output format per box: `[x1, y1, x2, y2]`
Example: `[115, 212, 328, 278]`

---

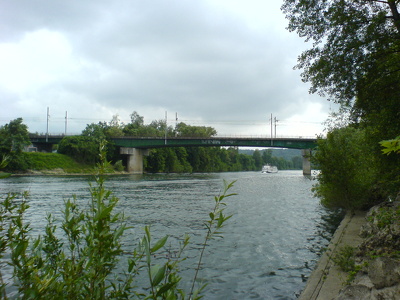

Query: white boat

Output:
[261, 164, 278, 173]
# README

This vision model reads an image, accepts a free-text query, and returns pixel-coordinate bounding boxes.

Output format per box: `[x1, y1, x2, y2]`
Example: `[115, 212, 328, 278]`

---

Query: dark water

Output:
[0, 171, 343, 299]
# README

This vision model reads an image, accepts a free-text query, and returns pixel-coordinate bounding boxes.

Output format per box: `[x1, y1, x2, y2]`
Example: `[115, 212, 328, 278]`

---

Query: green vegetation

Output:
[312, 127, 379, 210]
[331, 245, 363, 284]
[24, 152, 95, 173]
[283, 1, 400, 209]
[0, 149, 236, 299]
[0, 118, 31, 172]
[54, 112, 300, 174]
[1, 113, 302, 174]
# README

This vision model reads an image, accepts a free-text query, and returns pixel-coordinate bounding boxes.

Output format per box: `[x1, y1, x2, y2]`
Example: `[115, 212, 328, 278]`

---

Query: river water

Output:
[0, 171, 343, 299]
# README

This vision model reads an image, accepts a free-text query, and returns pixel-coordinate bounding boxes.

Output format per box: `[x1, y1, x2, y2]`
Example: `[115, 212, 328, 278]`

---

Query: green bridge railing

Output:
[30, 135, 317, 150]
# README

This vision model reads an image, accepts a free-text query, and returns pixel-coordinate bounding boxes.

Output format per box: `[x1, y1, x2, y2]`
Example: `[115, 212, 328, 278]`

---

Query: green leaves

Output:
[313, 127, 379, 210]
[151, 235, 168, 253]
[188, 179, 236, 299]
[282, 0, 400, 103]
[0, 157, 237, 299]
[380, 136, 400, 155]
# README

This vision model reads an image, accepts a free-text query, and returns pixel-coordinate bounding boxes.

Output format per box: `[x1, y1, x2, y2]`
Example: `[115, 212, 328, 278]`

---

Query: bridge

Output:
[30, 135, 317, 175]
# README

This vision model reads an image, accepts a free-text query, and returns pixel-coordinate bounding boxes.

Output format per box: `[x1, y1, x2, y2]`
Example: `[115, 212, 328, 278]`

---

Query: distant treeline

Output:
[1, 114, 302, 172]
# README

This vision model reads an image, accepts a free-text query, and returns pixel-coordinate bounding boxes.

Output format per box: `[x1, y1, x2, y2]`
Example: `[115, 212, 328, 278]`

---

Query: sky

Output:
[0, 0, 334, 138]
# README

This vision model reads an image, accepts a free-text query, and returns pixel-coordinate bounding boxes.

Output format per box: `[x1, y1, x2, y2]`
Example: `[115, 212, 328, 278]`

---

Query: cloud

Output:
[0, 0, 331, 136]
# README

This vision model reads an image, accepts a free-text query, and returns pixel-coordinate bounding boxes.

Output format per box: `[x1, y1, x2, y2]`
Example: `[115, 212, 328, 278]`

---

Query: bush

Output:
[0, 151, 236, 299]
[113, 160, 125, 172]
[5, 152, 32, 171]
[58, 136, 100, 164]
[312, 127, 380, 210]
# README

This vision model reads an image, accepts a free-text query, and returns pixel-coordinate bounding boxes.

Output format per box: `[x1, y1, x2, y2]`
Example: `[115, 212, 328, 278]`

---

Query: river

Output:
[0, 170, 343, 299]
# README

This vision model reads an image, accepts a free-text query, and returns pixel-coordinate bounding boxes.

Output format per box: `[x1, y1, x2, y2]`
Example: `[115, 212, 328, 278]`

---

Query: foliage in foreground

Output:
[0, 150, 236, 299]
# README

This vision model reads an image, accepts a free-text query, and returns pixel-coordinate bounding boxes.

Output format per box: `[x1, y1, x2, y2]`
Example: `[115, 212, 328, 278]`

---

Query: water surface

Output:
[0, 171, 343, 299]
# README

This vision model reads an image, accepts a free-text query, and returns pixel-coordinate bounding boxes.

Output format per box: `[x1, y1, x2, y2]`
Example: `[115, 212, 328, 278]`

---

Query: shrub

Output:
[58, 136, 100, 164]
[113, 160, 125, 172]
[312, 127, 380, 210]
[0, 148, 236, 299]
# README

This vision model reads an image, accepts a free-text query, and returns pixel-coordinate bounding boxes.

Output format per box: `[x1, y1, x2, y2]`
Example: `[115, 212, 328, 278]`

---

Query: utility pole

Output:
[65, 111, 68, 135]
[175, 112, 178, 136]
[46, 107, 49, 142]
[270, 113, 273, 146]
[165, 111, 168, 145]
[274, 117, 278, 138]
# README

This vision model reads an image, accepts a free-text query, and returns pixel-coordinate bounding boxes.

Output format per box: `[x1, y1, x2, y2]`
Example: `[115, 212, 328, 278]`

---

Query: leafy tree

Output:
[252, 150, 263, 170]
[123, 111, 145, 136]
[130, 111, 144, 127]
[105, 114, 124, 137]
[261, 150, 272, 165]
[282, 0, 400, 104]
[291, 156, 302, 169]
[146, 149, 166, 173]
[312, 127, 379, 210]
[174, 147, 192, 173]
[175, 123, 217, 138]
[81, 122, 108, 140]
[282, 1, 400, 202]
[0, 118, 31, 171]
[58, 136, 100, 164]
[0, 118, 30, 154]
[238, 154, 255, 171]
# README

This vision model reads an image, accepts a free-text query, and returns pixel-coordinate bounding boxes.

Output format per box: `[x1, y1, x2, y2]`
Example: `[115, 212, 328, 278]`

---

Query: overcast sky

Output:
[0, 0, 334, 137]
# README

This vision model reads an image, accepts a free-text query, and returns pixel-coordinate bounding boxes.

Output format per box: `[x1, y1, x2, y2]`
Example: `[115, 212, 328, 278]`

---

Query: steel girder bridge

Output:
[29, 135, 317, 174]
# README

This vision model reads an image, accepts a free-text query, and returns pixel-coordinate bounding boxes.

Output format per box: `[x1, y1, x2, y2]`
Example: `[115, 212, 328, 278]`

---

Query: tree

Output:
[175, 122, 217, 138]
[130, 111, 144, 128]
[105, 114, 124, 137]
[81, 122, 108, 140]
[261, 150, 272, 165]
[252, 150, 263, 170]
[0, 118, 30, 154]
[282, 0, 400, 202]
[282, 1, 400, 104]
[58, 136, 100, 164]
[312, 126, 379, 210]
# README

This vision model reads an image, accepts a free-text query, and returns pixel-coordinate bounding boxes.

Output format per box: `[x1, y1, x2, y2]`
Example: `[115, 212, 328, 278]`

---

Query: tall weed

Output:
[0, 144, 236, 299]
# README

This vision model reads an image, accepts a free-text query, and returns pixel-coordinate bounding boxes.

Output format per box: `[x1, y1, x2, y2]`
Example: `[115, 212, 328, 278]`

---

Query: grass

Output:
[25, 152, 95, 173]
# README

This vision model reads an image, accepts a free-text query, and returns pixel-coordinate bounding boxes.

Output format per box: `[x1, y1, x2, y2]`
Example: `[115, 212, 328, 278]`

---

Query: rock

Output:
[368, 257, 400, 289]
[353, 273, 374, 289]
[370, 285, 400, 300]
[334, 285, 372, 300]
[360, 222, 375, 238]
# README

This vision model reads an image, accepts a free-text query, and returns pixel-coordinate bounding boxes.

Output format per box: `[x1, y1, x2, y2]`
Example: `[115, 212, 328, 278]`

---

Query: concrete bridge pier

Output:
[120, 147, 150, 174]
[302, 149, 312, 176]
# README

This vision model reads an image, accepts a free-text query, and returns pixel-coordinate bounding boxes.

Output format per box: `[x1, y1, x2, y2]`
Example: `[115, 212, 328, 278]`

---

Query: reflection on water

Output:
[0, 171, 343, 299]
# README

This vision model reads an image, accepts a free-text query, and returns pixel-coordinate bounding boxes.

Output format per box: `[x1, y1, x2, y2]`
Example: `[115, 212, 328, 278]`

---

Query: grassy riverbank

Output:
[16, 152, 96, 174]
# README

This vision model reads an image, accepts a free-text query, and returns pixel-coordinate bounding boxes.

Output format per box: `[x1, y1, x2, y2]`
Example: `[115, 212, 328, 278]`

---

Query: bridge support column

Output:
[120, 148, 150, 174]
[302, 149, 312, 176]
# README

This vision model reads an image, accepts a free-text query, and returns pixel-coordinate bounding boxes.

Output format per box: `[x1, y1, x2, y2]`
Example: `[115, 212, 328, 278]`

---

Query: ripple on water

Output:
[0, 171, 343, 299]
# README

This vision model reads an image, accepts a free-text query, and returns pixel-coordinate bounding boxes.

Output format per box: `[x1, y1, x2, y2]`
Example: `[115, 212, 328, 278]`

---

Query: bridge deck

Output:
[30, 135, 317, 150]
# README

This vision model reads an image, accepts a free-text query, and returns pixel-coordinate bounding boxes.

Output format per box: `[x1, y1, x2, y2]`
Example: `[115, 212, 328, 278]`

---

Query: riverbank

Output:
[10, 169, 129, 176]
[300, 201, 400, 299]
